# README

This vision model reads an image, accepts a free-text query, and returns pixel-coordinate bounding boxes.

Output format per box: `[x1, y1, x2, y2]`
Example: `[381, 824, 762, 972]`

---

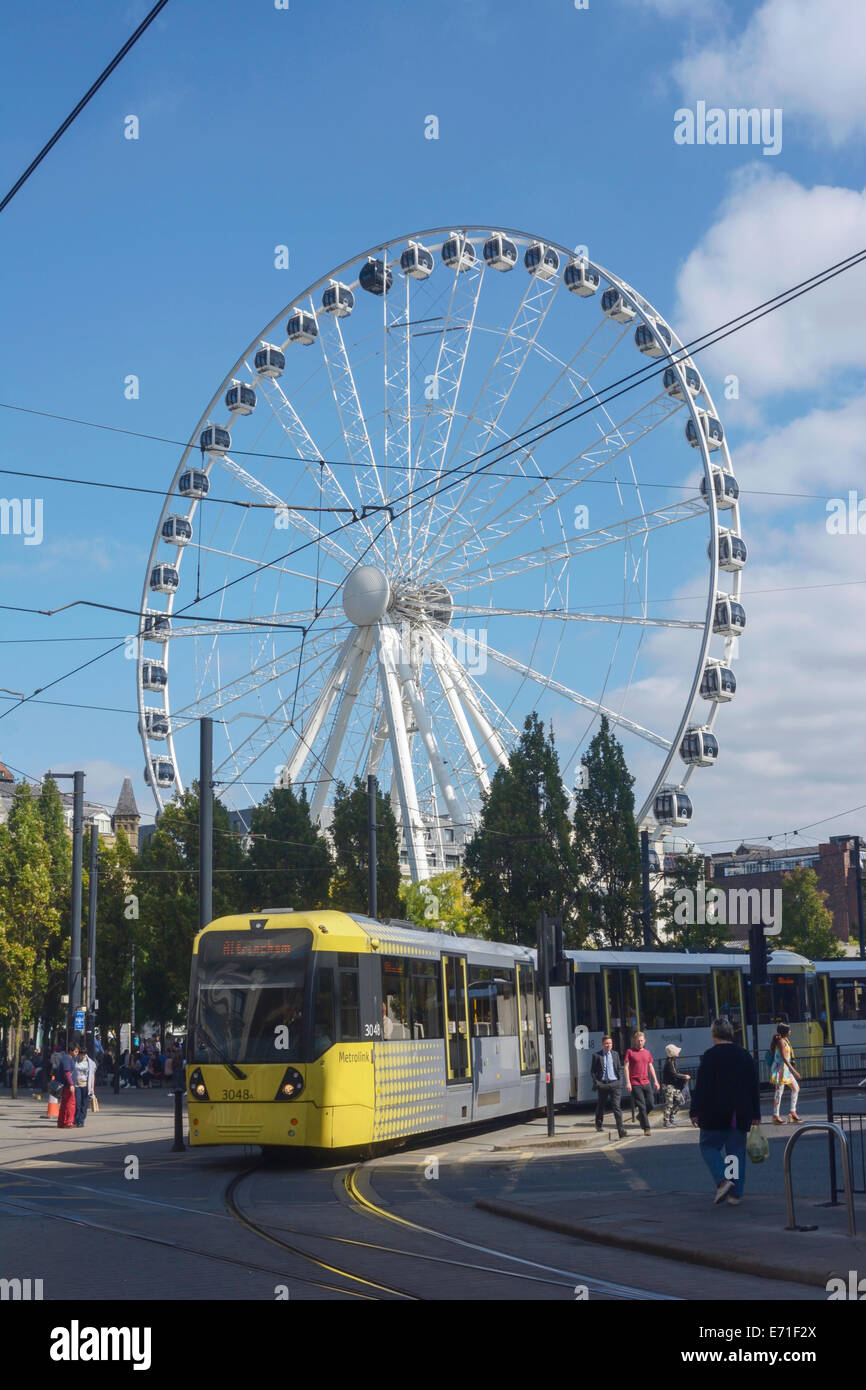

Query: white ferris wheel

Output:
[137, 226, 745, 881]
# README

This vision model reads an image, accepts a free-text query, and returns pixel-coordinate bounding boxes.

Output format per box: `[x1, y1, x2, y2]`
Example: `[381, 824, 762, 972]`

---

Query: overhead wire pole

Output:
[85, 823, 99, 1056]
[200, 718, 214, 931]
[47, 770, 85, 1040]
[367, 774, 378, 921]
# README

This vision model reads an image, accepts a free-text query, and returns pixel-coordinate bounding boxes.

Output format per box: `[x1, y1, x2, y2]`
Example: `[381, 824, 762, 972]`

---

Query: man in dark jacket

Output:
[690, 1017, 761, 1205]
[591, 1035, 626, 1138]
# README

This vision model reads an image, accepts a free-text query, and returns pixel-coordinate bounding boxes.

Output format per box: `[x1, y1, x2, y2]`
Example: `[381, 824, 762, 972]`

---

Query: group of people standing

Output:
[591, 1032, 692, 1137]
[592, 1019, 802, 1204]
[51, 1040, 97, 1129]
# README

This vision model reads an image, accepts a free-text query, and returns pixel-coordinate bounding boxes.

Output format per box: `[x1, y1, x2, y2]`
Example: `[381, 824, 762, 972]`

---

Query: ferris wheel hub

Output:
[342, 564, 391, 625]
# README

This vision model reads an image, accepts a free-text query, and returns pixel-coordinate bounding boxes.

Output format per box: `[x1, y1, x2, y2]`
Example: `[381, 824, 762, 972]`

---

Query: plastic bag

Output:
[746, 1122, 769, 1164]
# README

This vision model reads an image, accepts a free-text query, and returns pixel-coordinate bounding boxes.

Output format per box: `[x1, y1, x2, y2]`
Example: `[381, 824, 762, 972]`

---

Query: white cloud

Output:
[729, 394, 866, 518]
[673, 0, 866, 145]
[673, 168, 866, 400]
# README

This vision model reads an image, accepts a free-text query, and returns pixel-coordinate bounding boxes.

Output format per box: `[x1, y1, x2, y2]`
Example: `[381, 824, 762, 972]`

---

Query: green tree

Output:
[93, 828, 141, 1086]
[778, 866, 844, 960]
[0, 783, 60, 1096]
[660, 851, 728, 951]
[36, 776, 72, 1034]
[463, 712, 576, 946]
[243, 783, 332, 911]
[572, 715, 642, 948]
[399, 870, 489, 936]
[330, 777, 401, 917]
[134, 787, 247, 1031]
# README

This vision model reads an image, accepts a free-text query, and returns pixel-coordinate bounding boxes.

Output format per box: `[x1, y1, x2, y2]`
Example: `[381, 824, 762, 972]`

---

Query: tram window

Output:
[714, 970, 744, 1041]
[751, 983, 773, 1025]
[339, 969, 360, 1041]
[833, 979, 866, 1021]
[313, 966, 335, 1058]
[772, 976, 800, 1023]
[468, 966, 495, 1037]
[408, 959, 443, 1039]
[496, 970, 518, 1036]
[642, 979, 676, 1029]
[574, 973, 603, 1033]
[674, 975, 711, 1029]
[381, 958, 411, 1040]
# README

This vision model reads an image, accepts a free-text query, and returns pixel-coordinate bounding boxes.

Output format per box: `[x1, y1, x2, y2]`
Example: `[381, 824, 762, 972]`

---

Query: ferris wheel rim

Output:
[138, 224, 742, 855]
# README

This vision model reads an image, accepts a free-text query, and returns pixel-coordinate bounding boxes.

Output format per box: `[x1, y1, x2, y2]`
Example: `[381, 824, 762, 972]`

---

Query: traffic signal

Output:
[748, 924, 770, 986]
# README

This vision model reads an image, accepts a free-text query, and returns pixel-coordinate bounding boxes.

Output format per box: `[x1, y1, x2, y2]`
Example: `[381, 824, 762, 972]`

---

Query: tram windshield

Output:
[192, 929, 312, 1063]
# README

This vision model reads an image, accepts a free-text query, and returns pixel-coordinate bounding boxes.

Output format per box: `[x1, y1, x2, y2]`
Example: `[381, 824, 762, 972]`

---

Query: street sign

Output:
[73, 1009, 85, 1033]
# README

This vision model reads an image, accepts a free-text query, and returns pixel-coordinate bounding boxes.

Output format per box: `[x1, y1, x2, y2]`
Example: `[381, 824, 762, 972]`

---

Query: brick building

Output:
[708, 835, 864, 948]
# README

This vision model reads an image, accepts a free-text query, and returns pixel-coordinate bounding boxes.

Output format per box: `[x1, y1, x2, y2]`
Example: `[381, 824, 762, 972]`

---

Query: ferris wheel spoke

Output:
[170, 625, 347, 726]
[402, 253, 485, 571]
[190, 536, 335, 586]
[427, 387, 683, 580]
[163, 609, 320, 641]
[316, 307, 389, 530]
[383, 270, 414, 567]
[308, 627, 376, 823]
[478, 637, 671, 751]
[445, 496, 706, 593]
[376, 623, 432, 880]
[252, 369, 369, 569]
[424, 318, 630, 574]
[275, 630, 368, 789]
[452, 604, 703, 630]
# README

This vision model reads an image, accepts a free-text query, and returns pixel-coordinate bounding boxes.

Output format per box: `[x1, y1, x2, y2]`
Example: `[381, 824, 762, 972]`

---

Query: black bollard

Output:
[172, 1087, 186, 1152]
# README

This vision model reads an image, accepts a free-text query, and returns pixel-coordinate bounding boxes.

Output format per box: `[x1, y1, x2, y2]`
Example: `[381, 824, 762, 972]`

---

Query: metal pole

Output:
[640, 830, 651, 949]
[85, 823, 98, 1055]
[537, 913, 555, 1137]
[199, 718, 213, 932]
[68, 771, 85, 1039]
[853, 835, 864, 960]
[367, 774, 378, 921]
[172, 1087, 185, 1152]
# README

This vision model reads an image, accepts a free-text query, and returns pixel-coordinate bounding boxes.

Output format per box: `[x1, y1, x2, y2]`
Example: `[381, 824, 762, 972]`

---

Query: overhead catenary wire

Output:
[0, 0, 172, 215]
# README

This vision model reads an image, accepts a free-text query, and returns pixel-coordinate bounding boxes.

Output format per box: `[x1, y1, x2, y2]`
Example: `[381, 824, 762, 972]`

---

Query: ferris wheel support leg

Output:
[279, 631, 361, 789]
[375, 623, 430, 882]
[395, 633, 462, 827]
[428, 630, 509, 770]
[428, 643, 490, 797]
[309, 627, 375, 825]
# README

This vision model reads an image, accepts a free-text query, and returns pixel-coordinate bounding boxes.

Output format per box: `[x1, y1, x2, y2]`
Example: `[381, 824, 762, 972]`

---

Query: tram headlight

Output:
[275, 1066, 304, 1101]
[188, 1068, 209, 1101]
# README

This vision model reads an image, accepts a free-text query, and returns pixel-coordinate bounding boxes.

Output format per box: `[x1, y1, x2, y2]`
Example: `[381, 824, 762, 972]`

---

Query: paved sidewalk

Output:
[476, 1188, 866, 1288]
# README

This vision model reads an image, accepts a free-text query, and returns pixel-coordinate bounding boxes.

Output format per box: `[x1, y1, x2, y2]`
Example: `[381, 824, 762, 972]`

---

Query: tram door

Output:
[442, 955, 471, 1082]
[603, 968, 639, 1059]
[712, 968, 746, 1047]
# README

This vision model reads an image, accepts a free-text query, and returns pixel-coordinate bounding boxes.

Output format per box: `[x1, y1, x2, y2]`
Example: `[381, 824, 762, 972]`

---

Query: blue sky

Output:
[1, 0, 864, 857]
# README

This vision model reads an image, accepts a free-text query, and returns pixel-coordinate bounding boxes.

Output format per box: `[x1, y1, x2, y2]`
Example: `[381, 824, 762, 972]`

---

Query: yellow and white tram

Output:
[186, 909, 835, 1150]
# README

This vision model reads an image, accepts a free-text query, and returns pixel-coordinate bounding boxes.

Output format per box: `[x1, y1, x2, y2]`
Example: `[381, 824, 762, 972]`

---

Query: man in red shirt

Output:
[624, 1031, 660, 1135]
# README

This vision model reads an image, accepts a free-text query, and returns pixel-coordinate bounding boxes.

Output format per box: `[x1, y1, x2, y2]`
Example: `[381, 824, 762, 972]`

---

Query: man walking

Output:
[690, 1017, 761, 1205]
[624, 1031, 660, 1135]
[591, 1035, 626, 1139]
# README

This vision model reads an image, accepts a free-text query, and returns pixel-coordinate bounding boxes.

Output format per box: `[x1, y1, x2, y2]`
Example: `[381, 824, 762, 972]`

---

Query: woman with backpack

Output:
[768, 1023, 801, 1124]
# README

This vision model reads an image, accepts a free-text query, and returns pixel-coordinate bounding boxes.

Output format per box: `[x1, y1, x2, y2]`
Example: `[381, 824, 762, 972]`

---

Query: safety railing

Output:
[783, 1122, 856, 1237]
[827, 1086, 866, 1204]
